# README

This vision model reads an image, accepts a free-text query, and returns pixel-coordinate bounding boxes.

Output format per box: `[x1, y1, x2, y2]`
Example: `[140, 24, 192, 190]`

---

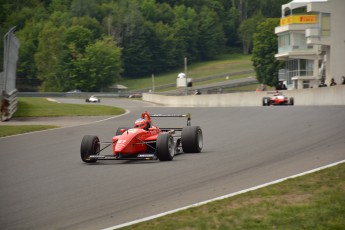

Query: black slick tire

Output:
[289, 97, 294, 106]
[262, 97, 266, 106]
[263, 97, 270, 106]
[80, 135, 100, 163]
[156, 133, 175, 161]
[181, 126, 203, 153]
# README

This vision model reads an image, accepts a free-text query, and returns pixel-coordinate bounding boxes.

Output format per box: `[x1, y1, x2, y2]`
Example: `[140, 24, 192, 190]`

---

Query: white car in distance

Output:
[85, 95, 101, 103]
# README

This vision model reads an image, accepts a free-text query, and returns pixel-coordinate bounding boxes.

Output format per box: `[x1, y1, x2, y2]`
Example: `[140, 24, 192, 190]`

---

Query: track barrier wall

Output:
[142, 85, 345, 107]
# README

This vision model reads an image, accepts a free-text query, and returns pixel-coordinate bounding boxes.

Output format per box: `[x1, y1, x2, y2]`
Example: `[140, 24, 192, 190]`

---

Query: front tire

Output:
[181, 126, 203, 153]
[157, 134, 175, 161]
[289, 97, 294, 106]
[80, 135, 100, 163]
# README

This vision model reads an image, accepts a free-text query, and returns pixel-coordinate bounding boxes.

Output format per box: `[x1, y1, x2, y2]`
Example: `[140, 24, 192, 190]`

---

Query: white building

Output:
[275, 0, 345, 89]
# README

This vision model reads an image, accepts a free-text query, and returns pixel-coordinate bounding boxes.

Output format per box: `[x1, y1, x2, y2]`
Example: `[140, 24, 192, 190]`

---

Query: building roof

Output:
[282, 0, 328, 15]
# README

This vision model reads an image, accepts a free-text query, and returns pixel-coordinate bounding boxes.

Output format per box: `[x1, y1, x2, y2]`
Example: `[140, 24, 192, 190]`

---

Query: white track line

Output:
[102, 159, 345, 230]
[0, 110, 130, 139]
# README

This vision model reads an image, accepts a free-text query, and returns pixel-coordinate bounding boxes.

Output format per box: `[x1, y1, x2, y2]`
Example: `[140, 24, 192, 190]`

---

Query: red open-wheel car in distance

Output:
[262, 91, 294, 106]
[80, 111, 203, 163]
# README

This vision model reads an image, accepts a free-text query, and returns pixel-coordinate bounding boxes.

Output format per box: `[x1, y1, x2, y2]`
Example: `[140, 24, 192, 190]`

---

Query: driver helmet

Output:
[134, 118, 147, 129]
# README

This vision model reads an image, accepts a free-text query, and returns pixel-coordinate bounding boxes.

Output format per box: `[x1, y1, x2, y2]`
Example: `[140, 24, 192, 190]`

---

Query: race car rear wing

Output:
[149, 113, 191, 132]
[267, 91, 283, 95]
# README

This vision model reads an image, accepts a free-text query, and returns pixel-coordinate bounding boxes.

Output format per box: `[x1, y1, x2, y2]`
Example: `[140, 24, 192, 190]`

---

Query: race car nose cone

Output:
[115, 143, 126, 152]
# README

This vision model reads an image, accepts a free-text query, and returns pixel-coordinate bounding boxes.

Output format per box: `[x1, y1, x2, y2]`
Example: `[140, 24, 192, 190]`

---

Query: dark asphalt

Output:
[1, 98, 344, 230]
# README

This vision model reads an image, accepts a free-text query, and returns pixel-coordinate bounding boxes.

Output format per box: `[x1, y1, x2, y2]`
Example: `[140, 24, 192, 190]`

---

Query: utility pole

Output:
[184, 57, 188, 95]
[152, 74, 155, 93]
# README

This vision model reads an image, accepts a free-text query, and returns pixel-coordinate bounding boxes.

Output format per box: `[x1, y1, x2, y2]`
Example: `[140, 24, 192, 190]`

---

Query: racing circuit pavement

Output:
[1, 98, 345, 230]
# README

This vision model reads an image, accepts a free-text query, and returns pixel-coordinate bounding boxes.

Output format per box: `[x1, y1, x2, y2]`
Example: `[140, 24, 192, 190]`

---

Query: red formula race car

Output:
[80, 111, 203, 163]
[262, 91, 294, 106]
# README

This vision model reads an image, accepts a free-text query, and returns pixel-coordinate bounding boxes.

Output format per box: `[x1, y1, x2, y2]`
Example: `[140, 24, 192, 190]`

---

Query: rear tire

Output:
[262, 97, 266, 106]
[181, 126, 203, 153]
[262, 97, 270, 106]
[157, 134, 175, 161]
[80, 135, 100, 163]
[289, 97, 294, 106]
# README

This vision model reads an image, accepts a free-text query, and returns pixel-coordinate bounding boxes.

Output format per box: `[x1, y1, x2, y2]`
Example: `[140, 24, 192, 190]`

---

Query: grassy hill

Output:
[117, 54, 254, 91]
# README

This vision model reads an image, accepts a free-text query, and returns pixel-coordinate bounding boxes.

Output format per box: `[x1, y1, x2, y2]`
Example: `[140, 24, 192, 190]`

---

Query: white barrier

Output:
[1, 89, 18, 121]
[143, 85, 345, 107]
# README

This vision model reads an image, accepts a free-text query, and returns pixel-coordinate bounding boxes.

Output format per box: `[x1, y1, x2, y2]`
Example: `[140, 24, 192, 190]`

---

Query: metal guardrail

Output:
[129, 69, 255, 93]
[18, 92, 123, 98]
[1, 27, 20, 122]
[17, 74, 258, 98]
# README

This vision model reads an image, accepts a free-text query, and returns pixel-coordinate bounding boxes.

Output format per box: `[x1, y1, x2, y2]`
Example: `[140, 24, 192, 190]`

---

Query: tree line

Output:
[0, 0, 289, 92]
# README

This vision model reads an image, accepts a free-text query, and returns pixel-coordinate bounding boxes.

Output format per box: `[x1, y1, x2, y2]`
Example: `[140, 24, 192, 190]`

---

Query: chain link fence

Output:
[1, 27, 20, 121]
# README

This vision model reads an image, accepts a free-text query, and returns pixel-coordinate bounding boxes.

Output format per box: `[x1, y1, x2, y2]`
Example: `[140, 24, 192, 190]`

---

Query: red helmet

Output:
[134, 118, 147, 129]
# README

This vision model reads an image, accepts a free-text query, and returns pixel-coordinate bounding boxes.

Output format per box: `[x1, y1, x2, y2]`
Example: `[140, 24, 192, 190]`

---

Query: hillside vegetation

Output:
[120, 54, 253, 91]
[1, 0, 289, 92]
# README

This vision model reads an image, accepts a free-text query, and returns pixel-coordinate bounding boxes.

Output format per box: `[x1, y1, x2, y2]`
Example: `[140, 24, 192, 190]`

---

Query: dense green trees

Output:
[1, 0, 290, 92]
[238, 14, 265, 54]
[35, 23, 66, 91]
[72, 36, 122, 91]
[252, 18, 284, 87]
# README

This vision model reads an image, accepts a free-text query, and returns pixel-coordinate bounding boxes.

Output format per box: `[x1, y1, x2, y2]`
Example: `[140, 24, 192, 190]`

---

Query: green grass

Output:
[1, 53, 253, 137]
[14, 97, 125, 117]
[121, 163, 345, 229]
[0, 97, 126, 137]
[0, 125, 58, 137]
[118, 54, 253, 91]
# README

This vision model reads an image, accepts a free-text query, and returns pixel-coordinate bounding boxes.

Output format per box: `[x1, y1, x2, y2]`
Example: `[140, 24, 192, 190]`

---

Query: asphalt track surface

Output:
[1, 98, 344, 230]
